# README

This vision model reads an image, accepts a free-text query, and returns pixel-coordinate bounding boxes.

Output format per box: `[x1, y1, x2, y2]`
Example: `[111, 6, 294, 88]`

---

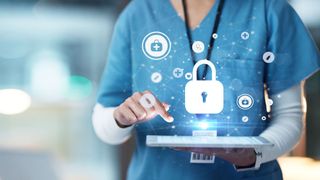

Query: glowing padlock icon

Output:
[185, 60, 224, 114]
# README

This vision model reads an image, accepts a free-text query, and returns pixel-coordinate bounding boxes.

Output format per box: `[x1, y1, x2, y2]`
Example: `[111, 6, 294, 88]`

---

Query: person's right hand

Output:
[113, 91, 174, 128]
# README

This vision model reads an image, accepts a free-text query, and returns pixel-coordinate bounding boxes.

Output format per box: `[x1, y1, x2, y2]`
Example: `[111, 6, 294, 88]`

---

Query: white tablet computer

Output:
[146, 135, 273, 148]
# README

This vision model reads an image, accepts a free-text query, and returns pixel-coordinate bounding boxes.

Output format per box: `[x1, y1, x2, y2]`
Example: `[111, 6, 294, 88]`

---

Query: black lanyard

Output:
[182, 0, 225, 80]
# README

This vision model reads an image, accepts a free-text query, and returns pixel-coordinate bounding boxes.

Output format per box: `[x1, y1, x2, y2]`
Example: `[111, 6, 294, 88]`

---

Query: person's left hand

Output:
[174, 147, 256, 167]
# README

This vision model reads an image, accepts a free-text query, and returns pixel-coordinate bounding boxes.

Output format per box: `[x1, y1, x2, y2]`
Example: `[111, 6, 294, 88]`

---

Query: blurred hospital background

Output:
[0, 0, 319, 180]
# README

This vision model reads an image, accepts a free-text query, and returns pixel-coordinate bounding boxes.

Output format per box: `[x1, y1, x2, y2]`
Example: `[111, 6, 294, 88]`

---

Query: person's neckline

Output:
[165, 0, 220, 32]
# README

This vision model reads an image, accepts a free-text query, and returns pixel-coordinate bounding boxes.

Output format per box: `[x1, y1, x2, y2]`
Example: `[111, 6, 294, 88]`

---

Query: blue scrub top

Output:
[97, 0, 320, 179]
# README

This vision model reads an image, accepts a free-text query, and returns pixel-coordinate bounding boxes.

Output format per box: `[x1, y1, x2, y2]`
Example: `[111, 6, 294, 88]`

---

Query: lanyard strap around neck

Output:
[182, 0, 225, 80]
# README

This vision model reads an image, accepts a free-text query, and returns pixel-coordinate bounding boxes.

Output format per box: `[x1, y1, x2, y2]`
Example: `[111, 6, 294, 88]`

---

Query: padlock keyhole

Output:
[201, 92, 208, 103]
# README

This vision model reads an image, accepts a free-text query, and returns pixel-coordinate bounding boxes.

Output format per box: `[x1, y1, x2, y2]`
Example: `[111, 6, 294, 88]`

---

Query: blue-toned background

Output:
[0, 0, 319, 180]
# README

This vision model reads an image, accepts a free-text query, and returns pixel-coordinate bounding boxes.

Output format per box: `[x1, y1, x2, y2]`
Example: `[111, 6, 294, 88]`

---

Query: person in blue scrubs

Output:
[94, 0, 320, 179]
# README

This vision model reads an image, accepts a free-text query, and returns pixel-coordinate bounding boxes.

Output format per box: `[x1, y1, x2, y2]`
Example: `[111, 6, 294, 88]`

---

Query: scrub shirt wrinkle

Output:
[97, 0, 320, 179]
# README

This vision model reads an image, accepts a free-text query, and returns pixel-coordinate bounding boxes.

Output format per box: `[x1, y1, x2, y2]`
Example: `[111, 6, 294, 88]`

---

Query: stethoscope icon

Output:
[192, 41, 205, 54]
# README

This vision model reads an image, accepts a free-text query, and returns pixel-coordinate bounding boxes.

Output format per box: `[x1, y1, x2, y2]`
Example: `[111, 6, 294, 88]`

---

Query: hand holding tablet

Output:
[146, 135, 273, 167]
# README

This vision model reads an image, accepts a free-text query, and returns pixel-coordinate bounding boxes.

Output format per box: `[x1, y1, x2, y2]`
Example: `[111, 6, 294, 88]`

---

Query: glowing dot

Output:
[199, 121, 209, 130]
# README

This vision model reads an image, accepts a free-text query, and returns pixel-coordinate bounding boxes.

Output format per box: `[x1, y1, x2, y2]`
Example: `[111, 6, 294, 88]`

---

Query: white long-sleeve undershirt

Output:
[92, 84, 304, 165]
[259, 84, 304, 163]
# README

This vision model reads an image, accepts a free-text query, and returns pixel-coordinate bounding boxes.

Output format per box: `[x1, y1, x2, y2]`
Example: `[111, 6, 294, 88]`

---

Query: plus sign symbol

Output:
[173, 68, 184, 78]
[241, 31, 250, 40]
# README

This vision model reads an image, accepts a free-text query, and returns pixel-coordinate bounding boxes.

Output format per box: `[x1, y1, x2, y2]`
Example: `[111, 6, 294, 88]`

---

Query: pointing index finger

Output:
[142, 91, 174, 123]
[153, 100, 174, 123]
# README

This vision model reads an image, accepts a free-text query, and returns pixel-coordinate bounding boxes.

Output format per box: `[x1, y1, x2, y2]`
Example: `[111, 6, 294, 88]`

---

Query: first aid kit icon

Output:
[185, 60, 224, 114]
[151, 40, 163, 52]
[237, 94, 254, 110]
[142, 31, 171, 60]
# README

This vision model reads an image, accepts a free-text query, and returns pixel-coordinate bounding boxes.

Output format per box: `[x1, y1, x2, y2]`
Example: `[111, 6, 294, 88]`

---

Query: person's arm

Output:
[259, 83, 305, 163]
[178, 83, 304, 169]
[92, 91, 173, 145]
[236, 83, 304, 171]
[92, 104, 134, 145]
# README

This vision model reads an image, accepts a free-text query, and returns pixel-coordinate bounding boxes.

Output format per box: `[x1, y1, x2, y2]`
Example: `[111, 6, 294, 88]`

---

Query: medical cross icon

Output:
[173, 68, 184, 78]
[241, 32, 250, 40]
[153, 44, 161, 51]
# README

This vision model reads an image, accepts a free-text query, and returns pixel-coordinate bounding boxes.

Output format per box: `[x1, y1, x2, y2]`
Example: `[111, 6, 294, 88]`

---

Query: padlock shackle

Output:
[192, 59, 217, 81]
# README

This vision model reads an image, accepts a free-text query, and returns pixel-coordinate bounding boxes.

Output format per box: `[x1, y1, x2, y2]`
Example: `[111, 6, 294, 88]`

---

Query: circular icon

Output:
[263, 52, 275, 63]
[142, 31, 171, 60]
[185, 72, 192, 80]
[237, 94, 254, 110]
[151, 72, 162, 83]
[172, 68, 184, 78]
[212, 33, 218, 39]
[192, 41, 205, 53]
[267, 99, 274, 106]
[241, 32, 250, 40]
[261, 116, 267, 121]
[139, 93, 156, 109]
[242, 116, 249, 123]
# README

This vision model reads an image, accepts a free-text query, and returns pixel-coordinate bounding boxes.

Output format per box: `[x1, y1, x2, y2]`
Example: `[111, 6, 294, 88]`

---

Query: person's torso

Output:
[124, 0, 282, 179]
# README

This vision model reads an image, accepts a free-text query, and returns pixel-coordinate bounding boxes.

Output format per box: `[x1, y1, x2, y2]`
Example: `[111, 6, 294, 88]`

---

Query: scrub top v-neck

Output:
[97, 0, 320, 179]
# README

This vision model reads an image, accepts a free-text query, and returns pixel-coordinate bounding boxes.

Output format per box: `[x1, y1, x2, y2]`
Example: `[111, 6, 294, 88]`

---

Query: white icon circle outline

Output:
[192, 41, 205, 54]
[263, 52, 275, 63]
[241, 31, 250, 40]
[242, 116, 249, 123]
[139, 93, 156, 109]
[212, 33, 218, 39]
[267, 99, 274, 106]
[185, 72, 192, 80]
[142, 31, 171, 60]
[151, 72, 162, 83]
[261, 116, 267, 121]
[172, 68, 184, 78]
[237, 94, 254, 110]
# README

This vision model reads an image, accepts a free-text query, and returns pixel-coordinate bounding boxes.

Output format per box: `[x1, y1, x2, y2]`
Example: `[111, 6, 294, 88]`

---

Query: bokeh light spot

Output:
[0, 89, 31, 115]
[66, 75, 93, 100]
